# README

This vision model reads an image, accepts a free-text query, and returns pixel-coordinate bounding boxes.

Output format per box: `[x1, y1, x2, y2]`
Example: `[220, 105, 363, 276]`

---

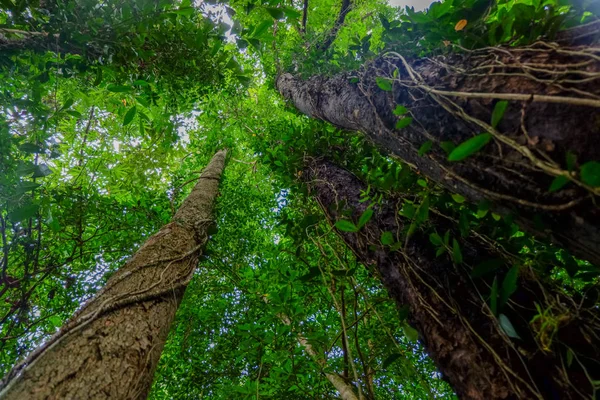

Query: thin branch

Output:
[317, 0, 352, 53]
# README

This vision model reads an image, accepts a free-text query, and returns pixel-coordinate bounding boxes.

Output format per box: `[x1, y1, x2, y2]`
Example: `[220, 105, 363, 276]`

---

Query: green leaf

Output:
[375, 77, 393, 91]
[123, 106, 137, 126]
[282, 6, 302, 19]
[566, 348, 574, 367]
[32, 164, 52, 178]
[61, 98, 74, 110]
[16, 181, 41, 194]
[429, 232, 442, 246]
[491, 100, 508, 128]
[252, 20, 273, 38]
[471, 259, 504, 278]
[580, 161, 600, 187]
[173, 6, 195, 16]
[265, 7, 285, 19]
[349, 77, 359, 84]
[402, 323, 419, 342]
[440, 141, 456, 154]
[395, 117, 413, 130]
[451, 193, 465, 203]
[18, 143, 43, 154]
[107, 84, 133, 93]
[393, 105, 408, 115]
[418, 140, 433, 156]
[133, 80, 149, 86]
[8, 204, 40, 222]
[299, 267, 321, 282]
[382, 353, 403, 369]
[357, 209, 373, 229]
[448, 133, 492, 161]
[381, 231, 394, 245]
[452, 239, 463, 264]
[499, 265, 519, 308]
[93, 68, 103, 86]
[490, 277, 498, 315]
[335, 220, 358, 232]
[549, 175, 569, 192]
[66, 110, 82, 119]
[498, 314, 521, 339]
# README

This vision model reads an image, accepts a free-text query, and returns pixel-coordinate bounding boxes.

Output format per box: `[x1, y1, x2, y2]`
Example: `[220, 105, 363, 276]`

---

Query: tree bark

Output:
[304, 158, 600, 400]
[0, 150, 227, 400]
[278, 37, 600, 266]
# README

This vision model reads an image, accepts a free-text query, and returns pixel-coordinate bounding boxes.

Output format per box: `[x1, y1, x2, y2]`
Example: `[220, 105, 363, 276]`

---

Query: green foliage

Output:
[448, 133, 492, 161]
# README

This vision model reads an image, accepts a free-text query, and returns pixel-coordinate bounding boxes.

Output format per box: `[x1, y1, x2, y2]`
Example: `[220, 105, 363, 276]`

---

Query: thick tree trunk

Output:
[305, 158, 600, 400]
[0, 150, 227, 400]
[278, 36, 600, 266]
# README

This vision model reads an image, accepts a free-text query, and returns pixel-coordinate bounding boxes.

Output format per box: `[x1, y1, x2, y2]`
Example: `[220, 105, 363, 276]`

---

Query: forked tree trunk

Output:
[278, 29, 600, 266]
[305, 158, 600, 400]
[0, 150, 227, 400]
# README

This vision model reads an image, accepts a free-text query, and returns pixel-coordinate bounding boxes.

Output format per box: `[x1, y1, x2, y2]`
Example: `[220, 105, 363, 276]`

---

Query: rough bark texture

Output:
[305, 158, 600, 400]
[0, 150, 227, 400]
[278, 36, 600, 266]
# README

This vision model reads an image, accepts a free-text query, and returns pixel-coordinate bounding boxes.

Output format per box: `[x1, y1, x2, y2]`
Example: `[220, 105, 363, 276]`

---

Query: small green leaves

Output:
[357, 209, 374, 229]
[581, 161, 600, 187]
[452, 239, 463, 264]
[376, 77, 393, 91]
[335, 220, 359, 232]
[381, 231, 394, 245]
[395, 117, 413, 130]
[123, 106, 137, 126]
[549, 175, 569, 192]
[491, 101, 508, 128]
[393, 105, 408, 115]
[448, 133, 492, 161]
[418, 140, 432, 156]
[499, 314, 521, 339]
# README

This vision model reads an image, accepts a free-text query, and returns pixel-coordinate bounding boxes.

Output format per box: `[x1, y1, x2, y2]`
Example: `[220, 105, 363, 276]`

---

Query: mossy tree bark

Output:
[278, 34, 600, 266]
[305, 158, 600, 400]
[0, 150, 227, 400]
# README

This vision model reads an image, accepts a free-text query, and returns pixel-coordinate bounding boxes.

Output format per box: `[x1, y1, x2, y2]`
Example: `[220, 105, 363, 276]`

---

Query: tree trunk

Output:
[0, 150, 227, 400]
[304, 158, 600, 400]
[278, 35, 600, 266]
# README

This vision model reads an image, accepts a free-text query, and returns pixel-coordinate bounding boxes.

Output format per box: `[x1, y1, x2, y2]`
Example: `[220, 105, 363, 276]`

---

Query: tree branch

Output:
[317, 0, 352, 52]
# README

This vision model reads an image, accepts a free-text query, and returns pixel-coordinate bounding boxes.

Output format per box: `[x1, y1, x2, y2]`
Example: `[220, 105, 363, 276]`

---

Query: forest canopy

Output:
[1, 0, 600, 399]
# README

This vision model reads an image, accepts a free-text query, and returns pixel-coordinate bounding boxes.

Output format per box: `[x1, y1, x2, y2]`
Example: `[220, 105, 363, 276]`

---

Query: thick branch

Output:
[305, 158, 600, 399]
[278, 40, 600, 266]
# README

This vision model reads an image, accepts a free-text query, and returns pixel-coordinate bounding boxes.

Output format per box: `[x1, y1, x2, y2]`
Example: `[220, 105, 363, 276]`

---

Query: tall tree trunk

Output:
[0, 150, 227, 400]
[304, 157, 600, 400]
[278, 35, 600, 266]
